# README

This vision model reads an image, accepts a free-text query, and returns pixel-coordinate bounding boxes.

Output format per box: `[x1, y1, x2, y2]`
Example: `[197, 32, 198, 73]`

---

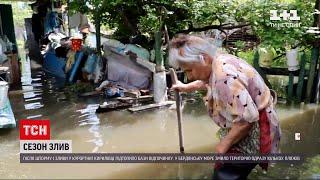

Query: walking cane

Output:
[169, 68, 185, 154]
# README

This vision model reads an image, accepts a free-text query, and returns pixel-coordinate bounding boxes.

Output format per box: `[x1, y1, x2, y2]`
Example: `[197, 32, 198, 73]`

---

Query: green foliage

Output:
[235, 0, 315, 67]
[138, 5, 161, 36]
[11, 3, 32, 28]
[237, 50, 255, 65]
[65, 82, 95, 94]
[69, 0, 316, 56]
[245, 0, 315, 51]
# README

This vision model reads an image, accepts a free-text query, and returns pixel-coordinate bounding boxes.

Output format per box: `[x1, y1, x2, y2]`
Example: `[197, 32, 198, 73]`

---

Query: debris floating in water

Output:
[24, 102, 44, 110]
[27, 114, 43, 119]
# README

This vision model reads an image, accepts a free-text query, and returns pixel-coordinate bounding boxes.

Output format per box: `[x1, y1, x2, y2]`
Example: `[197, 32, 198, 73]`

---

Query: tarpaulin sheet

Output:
[0, 99, 16, 128]
[104, 51, 151, 90]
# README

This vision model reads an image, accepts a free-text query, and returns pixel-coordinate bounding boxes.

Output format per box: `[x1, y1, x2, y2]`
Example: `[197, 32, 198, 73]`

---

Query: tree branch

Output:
[176, 23, 250, 34]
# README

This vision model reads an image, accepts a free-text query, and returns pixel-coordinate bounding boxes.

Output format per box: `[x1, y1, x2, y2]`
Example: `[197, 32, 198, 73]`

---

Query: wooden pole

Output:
[315, 63, 320, 104]
[95, 17, 101, 56]
[169, 68, 185, 154]
[67, 0, 71, 37]
[155, 31, 164, 72]
[314, 0, 320, 104]
[296, 53, 307, 103]
[287, 72, 294, 104]
[306, 0, 320, 103]
[305, 47, 319, 103]
[316, 48, 320, 104]
[0, 10, 3, 35]
[163, 24, 170, 67]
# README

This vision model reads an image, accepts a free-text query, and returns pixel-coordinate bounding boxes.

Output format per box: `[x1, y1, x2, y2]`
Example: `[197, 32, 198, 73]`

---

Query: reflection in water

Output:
[19, 57, 45, 113]
[87, 125, 104, 153]
[24, 97, 42, 102]
[23, 91, 42, 99]
[24, 102, 44, 110]
[77, 104, 103, 153]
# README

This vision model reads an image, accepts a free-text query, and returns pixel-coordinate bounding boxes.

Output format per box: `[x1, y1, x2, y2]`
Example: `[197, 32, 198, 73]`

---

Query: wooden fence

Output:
[253, 47, 320, 104]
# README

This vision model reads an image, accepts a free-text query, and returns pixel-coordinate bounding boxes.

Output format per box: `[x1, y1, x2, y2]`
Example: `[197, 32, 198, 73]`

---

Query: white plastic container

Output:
[0, 80, 9, 109]
[153, 71, 167, 103]
[286, 48, 299, 71]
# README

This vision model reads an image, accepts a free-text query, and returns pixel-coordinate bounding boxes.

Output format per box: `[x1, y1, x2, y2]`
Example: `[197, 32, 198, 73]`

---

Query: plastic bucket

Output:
[0, 80, 8, 109]
[286, 48, 299, 71]
[71, 38, 82, 51]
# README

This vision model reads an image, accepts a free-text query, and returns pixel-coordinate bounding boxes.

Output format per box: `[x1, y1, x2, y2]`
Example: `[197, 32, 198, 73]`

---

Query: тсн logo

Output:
[19, 120, 50, 140]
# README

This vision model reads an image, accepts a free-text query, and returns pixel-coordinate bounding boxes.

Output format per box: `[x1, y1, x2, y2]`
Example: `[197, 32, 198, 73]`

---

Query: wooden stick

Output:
[169, 68, 185, 153]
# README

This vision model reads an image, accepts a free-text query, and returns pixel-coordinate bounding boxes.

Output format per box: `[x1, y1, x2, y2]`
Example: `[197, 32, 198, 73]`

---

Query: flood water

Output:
[0, 57, 319, 179]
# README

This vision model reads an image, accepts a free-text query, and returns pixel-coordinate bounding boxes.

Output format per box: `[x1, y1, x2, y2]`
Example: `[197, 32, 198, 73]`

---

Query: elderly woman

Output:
[169, 35, 281, 179]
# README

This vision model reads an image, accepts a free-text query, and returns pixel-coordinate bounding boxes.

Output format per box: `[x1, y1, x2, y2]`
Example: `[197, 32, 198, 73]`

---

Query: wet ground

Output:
[0, 57, 319, 179]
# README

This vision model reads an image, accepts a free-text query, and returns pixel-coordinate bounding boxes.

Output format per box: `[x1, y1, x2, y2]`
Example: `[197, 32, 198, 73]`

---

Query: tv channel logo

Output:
[19, 120, 50, 140]
[270, 10, 300, 21]
[269, 10, 301, 28]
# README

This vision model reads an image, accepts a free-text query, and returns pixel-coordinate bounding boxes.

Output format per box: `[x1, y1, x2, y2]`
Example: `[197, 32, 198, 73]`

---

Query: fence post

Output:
[296, 53, 306, 103]
[305, 47, 319, 103]
[287, 72, 294, 104]
[155, 31, 164, 69]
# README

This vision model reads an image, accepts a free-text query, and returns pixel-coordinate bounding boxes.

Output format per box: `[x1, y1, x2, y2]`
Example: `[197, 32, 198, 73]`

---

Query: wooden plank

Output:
[140, 89, 150, 96]
[296, 53, 307, 102]
[124, 91, 140, 98]
[96, 101, 132, 113]
[305, 47, 319, 103]
[116, 95, 153, 104]
[78, 91, 102, 97]
[0, 67, 9, 71]
[128, 101, 174, 113]
[260, 67, 303, 76]
[4, 53, 20, 86]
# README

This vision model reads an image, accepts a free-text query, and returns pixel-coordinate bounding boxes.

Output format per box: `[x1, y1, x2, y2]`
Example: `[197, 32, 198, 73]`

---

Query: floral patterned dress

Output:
[207, 53, 281, 155]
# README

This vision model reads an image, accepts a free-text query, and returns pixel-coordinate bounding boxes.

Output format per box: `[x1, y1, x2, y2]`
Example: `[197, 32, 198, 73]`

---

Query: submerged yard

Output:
[0, 0, 320, 179]
[0, 58, 319, 179]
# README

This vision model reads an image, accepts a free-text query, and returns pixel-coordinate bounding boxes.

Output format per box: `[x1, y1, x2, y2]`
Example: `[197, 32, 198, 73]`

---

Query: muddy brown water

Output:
[0, 59, 319, 179]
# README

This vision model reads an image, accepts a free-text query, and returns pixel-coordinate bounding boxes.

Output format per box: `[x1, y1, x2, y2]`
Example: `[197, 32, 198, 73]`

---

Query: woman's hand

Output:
[171, 80, 207, 93]
[215, 121, 253, 154]
[215, 143, 228, 154]
[171, 80, 191, 92]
